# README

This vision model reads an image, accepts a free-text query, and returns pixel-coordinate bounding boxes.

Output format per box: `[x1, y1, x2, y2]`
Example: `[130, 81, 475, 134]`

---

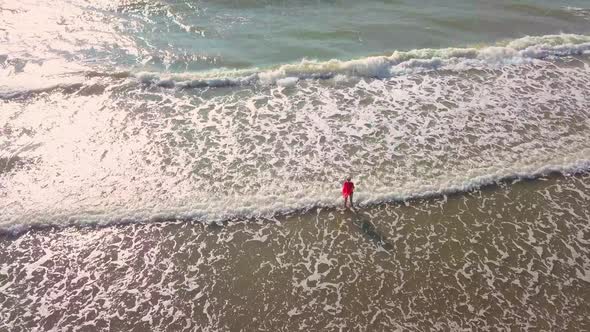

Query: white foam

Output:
[1, 156, 589, 235]
[2, 39, 590, 234]
[276, 77, 299, 87]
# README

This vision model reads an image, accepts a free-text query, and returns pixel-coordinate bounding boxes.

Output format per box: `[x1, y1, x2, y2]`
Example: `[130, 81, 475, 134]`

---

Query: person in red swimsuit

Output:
[342, 177, 355, 208]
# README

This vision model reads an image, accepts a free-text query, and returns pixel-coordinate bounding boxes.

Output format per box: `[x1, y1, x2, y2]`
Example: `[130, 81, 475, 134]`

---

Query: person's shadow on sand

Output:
[349, 210, 394, 251]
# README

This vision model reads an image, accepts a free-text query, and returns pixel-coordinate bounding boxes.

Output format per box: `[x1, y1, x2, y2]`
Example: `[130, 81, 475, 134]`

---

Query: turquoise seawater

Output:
[102, 0, 590, 71]
[3, 0, 590, 74]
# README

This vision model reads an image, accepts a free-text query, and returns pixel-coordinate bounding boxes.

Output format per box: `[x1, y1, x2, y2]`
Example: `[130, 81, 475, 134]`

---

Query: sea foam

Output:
[2, 33, 590, 234]
[2, 154, 589, 236]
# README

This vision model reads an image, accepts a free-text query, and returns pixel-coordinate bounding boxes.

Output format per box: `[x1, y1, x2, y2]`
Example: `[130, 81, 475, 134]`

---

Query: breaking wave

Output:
[133, 33, 590, 88]
[2, 33, 590, 100]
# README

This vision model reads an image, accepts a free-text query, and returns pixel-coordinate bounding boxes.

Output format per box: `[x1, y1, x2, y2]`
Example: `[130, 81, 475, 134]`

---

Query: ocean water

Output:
[1, 0, 590, 330]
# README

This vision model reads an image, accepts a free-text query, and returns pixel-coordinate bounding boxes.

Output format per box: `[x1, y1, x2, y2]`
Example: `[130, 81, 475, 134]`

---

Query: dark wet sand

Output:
[1, 173, 590, 331]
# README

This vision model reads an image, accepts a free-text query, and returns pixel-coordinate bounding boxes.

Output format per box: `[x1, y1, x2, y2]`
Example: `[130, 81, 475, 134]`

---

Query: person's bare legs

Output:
[343, 196, 348, 208]
[350, 193, 354, 209]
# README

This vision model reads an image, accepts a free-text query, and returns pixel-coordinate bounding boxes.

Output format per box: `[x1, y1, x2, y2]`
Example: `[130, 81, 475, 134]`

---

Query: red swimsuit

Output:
[342, 181, 354, 197]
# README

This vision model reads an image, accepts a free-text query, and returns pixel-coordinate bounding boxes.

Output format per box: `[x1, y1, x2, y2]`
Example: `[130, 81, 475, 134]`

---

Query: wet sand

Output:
[1, 173, 590, 331]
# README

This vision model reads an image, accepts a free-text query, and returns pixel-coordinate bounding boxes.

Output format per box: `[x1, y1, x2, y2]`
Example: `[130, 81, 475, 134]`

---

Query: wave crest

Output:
[133, 33, 590, 88]
[2, 33, 589, 99]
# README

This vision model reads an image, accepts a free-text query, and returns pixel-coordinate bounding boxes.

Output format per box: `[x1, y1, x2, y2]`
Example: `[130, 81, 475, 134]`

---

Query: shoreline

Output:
[2, 169, 587, 240]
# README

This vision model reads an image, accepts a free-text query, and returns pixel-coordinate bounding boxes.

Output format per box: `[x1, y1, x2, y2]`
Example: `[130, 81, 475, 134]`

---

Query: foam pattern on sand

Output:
[1, 173, 589, 330]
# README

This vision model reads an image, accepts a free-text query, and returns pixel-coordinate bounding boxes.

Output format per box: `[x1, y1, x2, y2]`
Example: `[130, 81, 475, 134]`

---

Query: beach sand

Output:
[2, 173, 589, 331]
